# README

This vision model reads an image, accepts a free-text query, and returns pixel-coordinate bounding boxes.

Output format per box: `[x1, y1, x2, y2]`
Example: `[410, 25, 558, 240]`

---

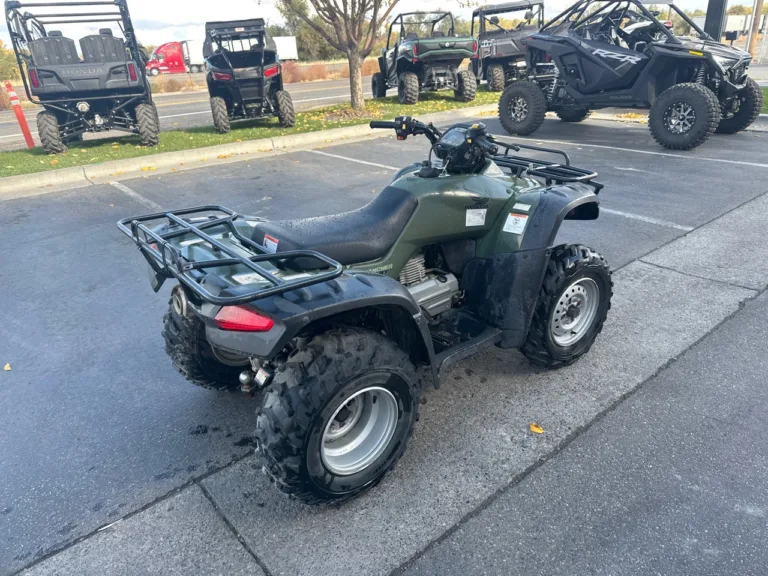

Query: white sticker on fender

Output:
[503, 213, 528, 234]
[513, 202, 531, 212]
[466, 209, 487, 227]
[263, 234, 279, 253]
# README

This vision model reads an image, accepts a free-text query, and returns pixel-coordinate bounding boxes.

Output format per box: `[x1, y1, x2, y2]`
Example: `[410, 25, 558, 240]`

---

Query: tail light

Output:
[472, 40, 478, 58]
[128, 62, 137, 81]
[215, 306, 274, 332]
[263, 64, 279, 78]
[212, 71, 233, 81]
[30, 69, 40, 88]
[412, 43, 418, 62]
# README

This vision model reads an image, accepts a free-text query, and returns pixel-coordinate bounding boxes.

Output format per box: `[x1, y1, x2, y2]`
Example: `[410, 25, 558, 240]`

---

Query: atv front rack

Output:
[118, 206, 343, 306]
[490, 139, 603, 193]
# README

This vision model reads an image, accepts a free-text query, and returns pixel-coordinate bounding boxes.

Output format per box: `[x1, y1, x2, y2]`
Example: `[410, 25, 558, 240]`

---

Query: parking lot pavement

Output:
[2, 115, 767, 575]
[403, 290, 768, 576]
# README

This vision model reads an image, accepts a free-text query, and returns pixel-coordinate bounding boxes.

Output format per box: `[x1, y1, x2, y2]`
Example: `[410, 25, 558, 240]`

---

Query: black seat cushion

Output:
[251, 186, 417, 265]
[80, 33, 126, 63]
[29, 35, 79, 66]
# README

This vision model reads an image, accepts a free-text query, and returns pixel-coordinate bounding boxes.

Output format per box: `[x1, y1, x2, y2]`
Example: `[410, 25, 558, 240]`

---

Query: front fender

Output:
[520, 183, 599, 251]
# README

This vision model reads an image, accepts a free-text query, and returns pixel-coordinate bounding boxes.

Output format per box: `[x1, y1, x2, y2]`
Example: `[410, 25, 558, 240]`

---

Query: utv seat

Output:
[29, 31, 80, 66]
[80, 29, 127, 63]
[405, 32, 419, 40]
[251, 186, 417, 265]
[432, 31, 444, 37]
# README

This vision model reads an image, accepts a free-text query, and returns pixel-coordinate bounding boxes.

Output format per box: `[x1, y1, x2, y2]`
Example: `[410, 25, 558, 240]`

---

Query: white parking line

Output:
[109, 181, 162, 211]
[311, 149, 694, 231]
[0, 131, 37, 140]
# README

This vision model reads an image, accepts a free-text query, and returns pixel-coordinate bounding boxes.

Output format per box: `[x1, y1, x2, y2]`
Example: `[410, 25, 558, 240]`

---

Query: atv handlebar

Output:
[369, 120, 399, 129]
[475, 136, 499, 156]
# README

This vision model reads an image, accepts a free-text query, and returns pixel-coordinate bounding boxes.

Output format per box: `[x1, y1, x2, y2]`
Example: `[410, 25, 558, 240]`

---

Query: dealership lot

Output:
[1, 115, 767, 575]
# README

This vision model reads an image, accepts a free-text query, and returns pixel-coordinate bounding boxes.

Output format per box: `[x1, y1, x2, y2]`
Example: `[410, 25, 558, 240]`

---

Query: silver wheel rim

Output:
[549, 278, 600, 347]
[321, 386, 398, 476]
[664, 101, 696, 134]
[508, 96, 528, 122]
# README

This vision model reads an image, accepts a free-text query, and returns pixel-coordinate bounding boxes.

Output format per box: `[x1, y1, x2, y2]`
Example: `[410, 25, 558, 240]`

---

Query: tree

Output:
[279, 0, 397, 109]
[0, 40, 20, 82]
[727, 4, 751, 15]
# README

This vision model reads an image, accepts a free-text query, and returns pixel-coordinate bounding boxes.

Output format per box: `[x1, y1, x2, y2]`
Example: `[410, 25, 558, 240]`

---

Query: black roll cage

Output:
[386, 11, 456, 50]
[3, 0, 150, 106]
[471, 2, 545, 36]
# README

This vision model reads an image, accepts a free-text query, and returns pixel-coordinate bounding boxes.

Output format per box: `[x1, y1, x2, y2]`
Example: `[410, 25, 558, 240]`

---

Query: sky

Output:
[0, 0, 743, 48]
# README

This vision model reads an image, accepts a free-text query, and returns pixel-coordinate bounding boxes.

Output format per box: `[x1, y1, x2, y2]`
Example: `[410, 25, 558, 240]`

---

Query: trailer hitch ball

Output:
[239, 370, 255, 393]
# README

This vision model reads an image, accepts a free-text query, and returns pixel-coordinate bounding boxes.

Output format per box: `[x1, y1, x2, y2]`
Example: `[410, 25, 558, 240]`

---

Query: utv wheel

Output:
[136, 103, 160, 146]
[255, 327, 421, 505]
[487, 64, 505, 92]
[648, 83, 719, 150]
[210, 96, 231, 134]
[522, 245, 612, 369]
[454, 70, 477, 102]
[372, 72, 387, 98]
[555, 108, 592, 123]
[275, 90, 295, 127]
[716, 77, 763, 134]
[498, 80, 546, 136]
[37, 111, 67, 154]
[398, 71, 419, 105]
[162, 289, 247, 391]
[149, 68, 160, 76]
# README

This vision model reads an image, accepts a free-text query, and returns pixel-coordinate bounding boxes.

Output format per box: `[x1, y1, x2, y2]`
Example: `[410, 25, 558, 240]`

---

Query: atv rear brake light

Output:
[29, 69, 40, 88]
[212, 72, 233, 81]
[128, 62, 137, 81]
[263, 64, 279, 78]
[215, 306, 274, 332]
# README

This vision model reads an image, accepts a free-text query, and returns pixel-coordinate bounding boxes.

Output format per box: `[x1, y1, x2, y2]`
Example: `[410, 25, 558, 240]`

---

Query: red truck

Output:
[145, 40, 204, 75]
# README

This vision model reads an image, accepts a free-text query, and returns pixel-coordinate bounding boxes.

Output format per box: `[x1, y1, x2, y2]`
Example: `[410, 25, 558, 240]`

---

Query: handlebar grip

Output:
[369, 121, 398, 129]
[477, 137, 499, 155]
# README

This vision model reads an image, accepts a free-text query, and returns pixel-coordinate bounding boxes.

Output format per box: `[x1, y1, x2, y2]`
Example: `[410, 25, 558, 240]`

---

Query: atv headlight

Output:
[712, 55, 737, 72]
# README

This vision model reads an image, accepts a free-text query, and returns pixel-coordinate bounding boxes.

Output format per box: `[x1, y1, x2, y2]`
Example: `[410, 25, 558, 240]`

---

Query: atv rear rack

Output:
[491, 139, 603, 193]
[117, 206, 343, 306]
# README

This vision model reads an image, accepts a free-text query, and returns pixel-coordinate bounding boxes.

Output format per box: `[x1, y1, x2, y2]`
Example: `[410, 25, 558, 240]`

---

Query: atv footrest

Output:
[430, 311, 502, 378]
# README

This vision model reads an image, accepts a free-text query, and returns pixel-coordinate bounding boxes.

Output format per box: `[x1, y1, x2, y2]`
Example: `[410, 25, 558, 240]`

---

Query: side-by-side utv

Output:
[4, 0, 159, 154]
[203, 19, 295, 133]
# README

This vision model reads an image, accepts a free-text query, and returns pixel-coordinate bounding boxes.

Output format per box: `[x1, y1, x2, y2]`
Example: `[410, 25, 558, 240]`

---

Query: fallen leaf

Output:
[529, 422, 544, 434]
[140, 166, 157, 172]
[3, 363, 10, 371]
[235, 139, 242, 142]
[217, 154, 231, 159]
[50, 159, 58, 165]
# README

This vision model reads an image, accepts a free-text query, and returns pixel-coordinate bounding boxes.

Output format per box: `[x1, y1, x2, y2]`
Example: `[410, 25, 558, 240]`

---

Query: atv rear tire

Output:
[522, 244, 612, 369]
[498, 80, 546, 136]
[487, 64, 505, 92]
[454, 69, 477, 102]
[555, 108, 592, 123]
[372, 72, 387, 98]
[210, 96, 231, 134]
[136, 103, 160, 146]
[162, 289, 246, 391]
[37, 111, 67, 154]
[275, 90, 295, 127]
[255, 327, 421, 505]
[398, 71, 419, 105]
[648, 83, 719, 150]
[716, 77, 763, 134]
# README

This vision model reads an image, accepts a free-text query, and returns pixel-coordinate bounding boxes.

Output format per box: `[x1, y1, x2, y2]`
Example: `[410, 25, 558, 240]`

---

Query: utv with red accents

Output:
[119, 118, 612, 505]
[203, 19, 294, 134]
[4, 0, 159, 154]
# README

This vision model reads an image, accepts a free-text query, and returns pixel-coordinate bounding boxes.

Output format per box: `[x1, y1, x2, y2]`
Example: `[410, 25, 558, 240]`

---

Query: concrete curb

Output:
[0, 104, 498, 198]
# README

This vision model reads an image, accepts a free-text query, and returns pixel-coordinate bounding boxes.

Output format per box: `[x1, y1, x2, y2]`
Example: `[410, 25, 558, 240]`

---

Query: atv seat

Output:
[29, 32, 80, 66]
[80, 29, 127, 63]
[251, 186, 417, 265]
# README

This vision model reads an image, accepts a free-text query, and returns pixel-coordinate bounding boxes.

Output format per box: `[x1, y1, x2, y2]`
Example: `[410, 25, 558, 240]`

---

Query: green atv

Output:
[372, 12, 478, 104]
[119, 118, 612, 505]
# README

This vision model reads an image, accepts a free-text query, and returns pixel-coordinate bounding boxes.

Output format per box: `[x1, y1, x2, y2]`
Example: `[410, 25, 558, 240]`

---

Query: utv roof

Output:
[473, 0, 544, 16]
[205, 19, 267, 40]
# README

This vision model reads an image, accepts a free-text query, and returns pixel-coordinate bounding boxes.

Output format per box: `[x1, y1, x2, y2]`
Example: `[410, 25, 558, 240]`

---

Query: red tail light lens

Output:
[263, 64, 279, 78]
[214, 306, 274, 332]
[128, 62, 137, 81]
[212, 71, 233, 81]
[30, 69, 40, 88]
[472, 40, 478, 54]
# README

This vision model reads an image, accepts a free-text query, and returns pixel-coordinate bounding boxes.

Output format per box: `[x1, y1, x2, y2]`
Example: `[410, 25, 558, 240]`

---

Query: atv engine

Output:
[399, 254, 460, 319]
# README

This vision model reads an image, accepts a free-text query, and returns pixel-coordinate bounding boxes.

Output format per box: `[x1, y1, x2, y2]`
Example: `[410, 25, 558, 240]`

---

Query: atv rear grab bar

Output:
[117, 206, 344, 306]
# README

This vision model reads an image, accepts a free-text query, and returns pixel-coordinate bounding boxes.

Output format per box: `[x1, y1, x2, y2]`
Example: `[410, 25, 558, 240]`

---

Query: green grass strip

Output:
[762, 87, 768, 114]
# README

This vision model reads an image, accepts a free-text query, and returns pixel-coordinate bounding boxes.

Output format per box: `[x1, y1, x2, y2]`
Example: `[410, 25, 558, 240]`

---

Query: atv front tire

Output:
[136, 103, 160, 146]
[398, 71, 419, 105]
[487, 64, 505, 92]
[275, 90, 295, 127]
[372, 72, 387, 98]
[37, 111, 67, 154]
[716, 77, 763, 134]
[648, 83, 719, 150]
[255, 327, 421, 505]
[210, 96, 231, 134]
[555, 108, 592, 123]
[522, 245, 612, 369]
[162, 289, 246, 391]
[498, 80, 546, 136]
[454, 69, 477, 102]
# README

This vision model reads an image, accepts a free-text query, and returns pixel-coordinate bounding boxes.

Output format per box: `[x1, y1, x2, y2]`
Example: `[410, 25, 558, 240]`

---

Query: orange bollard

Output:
[4, 81, 35, 149]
